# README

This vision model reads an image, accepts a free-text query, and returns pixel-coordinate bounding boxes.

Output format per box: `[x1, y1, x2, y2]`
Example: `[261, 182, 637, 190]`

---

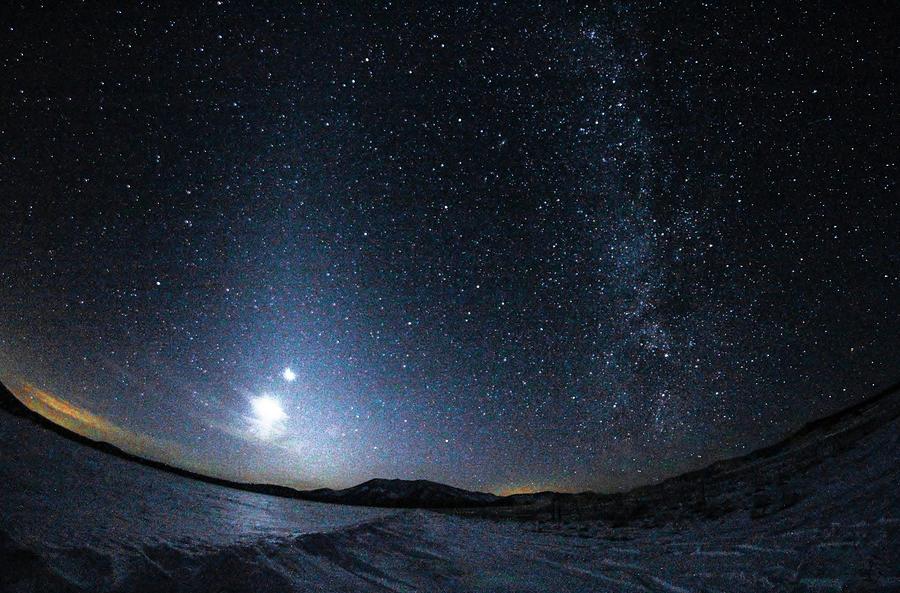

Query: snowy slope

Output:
[1, 382, 898, 592]
[566, 380, 900, 528]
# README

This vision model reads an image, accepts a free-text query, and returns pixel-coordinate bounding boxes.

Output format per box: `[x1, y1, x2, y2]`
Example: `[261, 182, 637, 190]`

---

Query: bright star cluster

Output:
[0, 3, 896, 492]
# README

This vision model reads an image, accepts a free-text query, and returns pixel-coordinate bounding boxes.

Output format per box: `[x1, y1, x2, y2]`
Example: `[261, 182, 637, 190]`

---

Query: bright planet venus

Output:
[0, 3, 896, 495]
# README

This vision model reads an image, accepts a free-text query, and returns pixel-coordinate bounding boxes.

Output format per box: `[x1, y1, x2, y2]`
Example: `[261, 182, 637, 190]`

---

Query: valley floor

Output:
[6, 506, 897, 592]
[2, 383, 899, 592]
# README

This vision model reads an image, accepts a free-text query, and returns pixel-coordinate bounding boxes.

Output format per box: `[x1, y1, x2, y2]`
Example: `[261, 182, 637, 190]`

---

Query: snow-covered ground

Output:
[1, 388, 898, 592]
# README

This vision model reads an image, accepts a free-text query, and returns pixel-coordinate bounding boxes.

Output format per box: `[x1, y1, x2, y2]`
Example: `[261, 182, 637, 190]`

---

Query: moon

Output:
[251, 396, 287, 425]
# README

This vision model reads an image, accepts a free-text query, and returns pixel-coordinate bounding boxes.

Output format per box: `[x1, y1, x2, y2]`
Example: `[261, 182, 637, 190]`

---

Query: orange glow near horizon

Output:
[14, 382, 128, 440]
[6, 380, 306, 487]
[497, 484, 555, 496]
[9, 381, 188, 467]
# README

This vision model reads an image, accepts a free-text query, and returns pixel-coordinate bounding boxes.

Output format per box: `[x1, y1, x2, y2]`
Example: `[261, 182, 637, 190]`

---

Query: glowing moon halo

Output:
[251, 396, 287, 425]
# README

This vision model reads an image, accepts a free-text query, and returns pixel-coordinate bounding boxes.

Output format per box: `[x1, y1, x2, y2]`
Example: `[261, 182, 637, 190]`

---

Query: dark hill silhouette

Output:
[2, 379, 897, 514]
[0, 381, 500, 508]
[301, 478, 500, 507]
[0, 381, 307, 499]
[488, 380, 900, 523]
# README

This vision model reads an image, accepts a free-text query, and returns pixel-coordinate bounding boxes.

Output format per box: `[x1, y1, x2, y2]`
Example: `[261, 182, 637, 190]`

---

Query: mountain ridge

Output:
[2, 378, 897, 513]
[0, 381, 501, 508]
[496, 379, 900, 524]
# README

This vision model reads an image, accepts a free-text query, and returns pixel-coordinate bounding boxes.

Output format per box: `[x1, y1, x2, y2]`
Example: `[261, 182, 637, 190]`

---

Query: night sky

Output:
[0, 2, 897, 494]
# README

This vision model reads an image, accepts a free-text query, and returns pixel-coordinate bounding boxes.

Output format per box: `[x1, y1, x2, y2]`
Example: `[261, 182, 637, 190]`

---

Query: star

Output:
[0, 0, 893, 494]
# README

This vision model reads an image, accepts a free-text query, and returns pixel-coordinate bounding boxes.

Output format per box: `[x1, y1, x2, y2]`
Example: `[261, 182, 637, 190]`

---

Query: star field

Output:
[0, 2, 897, 493]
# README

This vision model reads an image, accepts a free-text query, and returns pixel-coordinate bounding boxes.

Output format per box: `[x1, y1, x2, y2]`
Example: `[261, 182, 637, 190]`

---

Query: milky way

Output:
[1, 3, 897, 493]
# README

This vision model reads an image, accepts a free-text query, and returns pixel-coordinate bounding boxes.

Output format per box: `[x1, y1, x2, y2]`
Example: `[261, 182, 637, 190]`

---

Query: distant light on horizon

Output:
[1, 1, 894, 494]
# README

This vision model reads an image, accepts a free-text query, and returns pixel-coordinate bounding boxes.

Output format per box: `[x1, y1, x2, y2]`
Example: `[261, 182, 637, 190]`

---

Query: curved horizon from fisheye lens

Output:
[0, 2, 897, 496]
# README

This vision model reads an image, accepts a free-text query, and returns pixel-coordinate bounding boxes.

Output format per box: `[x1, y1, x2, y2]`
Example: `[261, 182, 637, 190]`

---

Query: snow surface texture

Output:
[1, 387, 898, 592]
